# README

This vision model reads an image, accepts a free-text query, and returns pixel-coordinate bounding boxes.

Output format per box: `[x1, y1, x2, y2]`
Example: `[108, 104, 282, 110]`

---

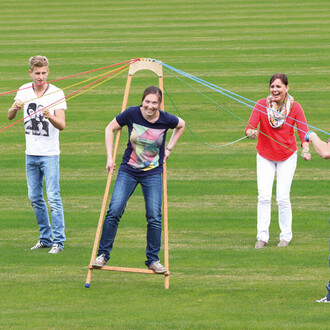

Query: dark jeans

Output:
[98, 170, 162, 266]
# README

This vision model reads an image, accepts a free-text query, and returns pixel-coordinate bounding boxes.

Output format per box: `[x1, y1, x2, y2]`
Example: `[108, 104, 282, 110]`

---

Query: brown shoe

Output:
[277, 240, 289, 247]
[255, 240, 267, 249]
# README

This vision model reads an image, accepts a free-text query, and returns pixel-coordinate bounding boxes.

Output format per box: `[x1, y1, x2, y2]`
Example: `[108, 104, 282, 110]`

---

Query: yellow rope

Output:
[42, 66, 129, 111]
[65, 67, 128, 103]
[18, 65, 127, 106]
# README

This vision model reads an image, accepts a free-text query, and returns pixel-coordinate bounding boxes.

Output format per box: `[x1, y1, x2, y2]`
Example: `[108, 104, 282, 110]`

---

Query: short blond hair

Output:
[29, 55, 49, 71]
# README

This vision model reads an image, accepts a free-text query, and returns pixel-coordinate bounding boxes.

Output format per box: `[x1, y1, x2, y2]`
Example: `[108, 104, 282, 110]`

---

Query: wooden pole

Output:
[158, 75, 170, 289]
[85, 75, 132, 288]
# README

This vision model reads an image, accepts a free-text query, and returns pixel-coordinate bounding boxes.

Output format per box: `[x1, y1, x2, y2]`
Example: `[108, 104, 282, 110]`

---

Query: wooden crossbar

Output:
[85, 58, 170, 289]
[89, 265, 170, 275]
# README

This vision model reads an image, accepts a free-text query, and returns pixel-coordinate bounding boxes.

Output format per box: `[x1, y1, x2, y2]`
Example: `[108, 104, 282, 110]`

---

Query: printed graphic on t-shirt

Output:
[24, 102, 49, 136]
[128, 123, 165, 171]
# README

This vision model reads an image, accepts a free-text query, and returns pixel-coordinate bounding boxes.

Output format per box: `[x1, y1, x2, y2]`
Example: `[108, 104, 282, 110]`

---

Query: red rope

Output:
[0, 58, 140, 97]
[0, 60, 138, 133]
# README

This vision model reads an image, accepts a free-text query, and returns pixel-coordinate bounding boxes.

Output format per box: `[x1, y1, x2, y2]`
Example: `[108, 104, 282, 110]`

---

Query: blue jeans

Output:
[98, 170, 162, 266]
[26, 155, 65, 248]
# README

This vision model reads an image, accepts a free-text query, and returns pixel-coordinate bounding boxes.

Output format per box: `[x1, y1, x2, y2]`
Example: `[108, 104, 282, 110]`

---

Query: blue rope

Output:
[154, 59, 330, 137]
[162, 70, 296, 153]
[164, 85, 250, 148]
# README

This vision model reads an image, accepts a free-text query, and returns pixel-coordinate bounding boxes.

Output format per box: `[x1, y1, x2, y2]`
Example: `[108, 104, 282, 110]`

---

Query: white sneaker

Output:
[148, 261, 167, 274]
[31, 240, 50, 250]
[255, 240, 267, 249]
[316, 296, 330, 303]
[48, 243, 63, 254]
[92, 254, 107, 268]
[278, 240, 289, 247]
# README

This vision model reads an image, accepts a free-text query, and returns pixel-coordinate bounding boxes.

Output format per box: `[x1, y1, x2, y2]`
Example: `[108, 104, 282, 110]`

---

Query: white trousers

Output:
[256, 152, 297, 243]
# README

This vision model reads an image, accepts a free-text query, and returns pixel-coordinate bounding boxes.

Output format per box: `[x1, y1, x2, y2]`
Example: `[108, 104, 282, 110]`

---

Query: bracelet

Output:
[302, 147, 309, 151]
[166, 146, 172, 152]
[247, 130, 257, 138]
[301, 150, 310, 157]
[304, 130, 313, 142]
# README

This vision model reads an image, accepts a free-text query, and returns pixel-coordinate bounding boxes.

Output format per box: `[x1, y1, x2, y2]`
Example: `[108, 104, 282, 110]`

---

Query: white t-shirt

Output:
[15, 83, 67, 156]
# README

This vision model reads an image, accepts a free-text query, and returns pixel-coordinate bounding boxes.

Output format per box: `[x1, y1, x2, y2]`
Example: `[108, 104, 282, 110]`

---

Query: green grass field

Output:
[0, 0, 329, 328]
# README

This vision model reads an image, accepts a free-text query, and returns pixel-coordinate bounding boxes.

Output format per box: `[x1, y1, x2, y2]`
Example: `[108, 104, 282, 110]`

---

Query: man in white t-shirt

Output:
[8, 55, 67, 254]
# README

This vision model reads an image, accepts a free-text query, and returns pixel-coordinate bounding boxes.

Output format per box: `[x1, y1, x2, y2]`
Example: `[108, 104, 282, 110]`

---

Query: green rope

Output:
[163, 67, 248, 125]
[163, 68, 294, 153]
[163, 84, 250, 149]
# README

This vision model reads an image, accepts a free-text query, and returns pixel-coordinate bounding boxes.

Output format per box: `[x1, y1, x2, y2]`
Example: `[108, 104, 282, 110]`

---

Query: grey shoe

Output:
[278, 240, 289, 247]
[48, 243, 63, 254]
[316, 296, 330, 303]
[255, 240, 267, 249]
[148, 261, 167, 274]
[92, 254, 107, 268]
[31, 240, 50, 250]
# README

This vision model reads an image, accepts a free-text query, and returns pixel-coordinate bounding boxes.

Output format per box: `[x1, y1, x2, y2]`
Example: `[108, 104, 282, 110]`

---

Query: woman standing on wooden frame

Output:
[92, 86, 185, 273]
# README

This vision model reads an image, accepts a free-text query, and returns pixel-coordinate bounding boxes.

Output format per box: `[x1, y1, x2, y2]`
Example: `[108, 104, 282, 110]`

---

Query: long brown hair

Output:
[269, 73, 288, 86]
[141, 86, 162, 103]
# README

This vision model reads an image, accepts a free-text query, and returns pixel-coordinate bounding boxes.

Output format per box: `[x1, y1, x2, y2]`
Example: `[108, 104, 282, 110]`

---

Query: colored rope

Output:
[160, 61, 309, 135]
[154, 60, 329, 137]
[0, 65, 129, 133]
[156, 60, 318, 134]
[12, 65, 128, 110]
[65, 66, 129, 103]
[164, 85, 250, 148]
[0, 58, 140, 97]
[163, 68, 296, 153]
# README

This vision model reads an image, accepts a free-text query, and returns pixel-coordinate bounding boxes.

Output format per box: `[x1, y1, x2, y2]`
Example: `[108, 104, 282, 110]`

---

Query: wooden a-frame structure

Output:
[85, 58, 170, 289]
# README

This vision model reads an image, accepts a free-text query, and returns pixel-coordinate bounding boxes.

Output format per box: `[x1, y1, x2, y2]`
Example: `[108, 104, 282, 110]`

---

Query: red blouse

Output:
[245, 99, 309, 161]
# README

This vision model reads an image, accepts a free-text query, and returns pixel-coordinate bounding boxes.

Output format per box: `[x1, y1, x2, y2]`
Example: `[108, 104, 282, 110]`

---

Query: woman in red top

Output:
[245, 73, 311, 249]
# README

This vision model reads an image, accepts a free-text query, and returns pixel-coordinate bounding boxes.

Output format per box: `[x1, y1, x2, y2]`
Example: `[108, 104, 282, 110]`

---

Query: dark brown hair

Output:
[141, 86, 162, 103]
[269, 73, 288, 86]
